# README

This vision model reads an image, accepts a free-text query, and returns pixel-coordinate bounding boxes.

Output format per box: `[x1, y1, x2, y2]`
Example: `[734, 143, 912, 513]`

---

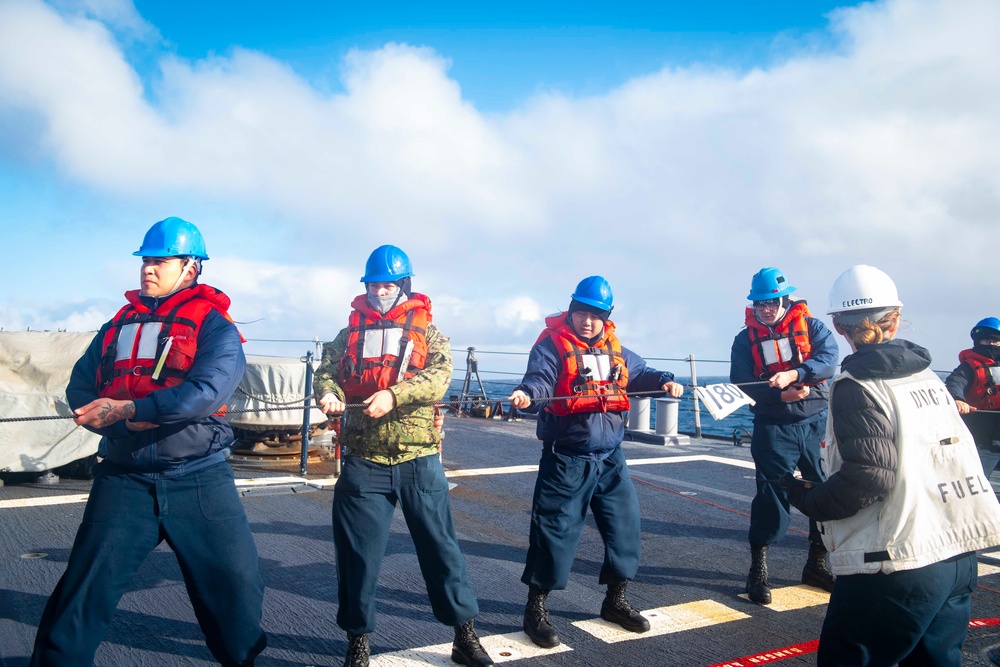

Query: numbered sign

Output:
[693, 383, 755, 420]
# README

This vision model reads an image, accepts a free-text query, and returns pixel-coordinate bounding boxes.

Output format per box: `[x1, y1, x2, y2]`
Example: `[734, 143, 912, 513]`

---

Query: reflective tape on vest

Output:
[114, 322, 163, 362]
[579, 353, 614, 381]
[362, 328, 414, 361]
[760, 337, 794, 368]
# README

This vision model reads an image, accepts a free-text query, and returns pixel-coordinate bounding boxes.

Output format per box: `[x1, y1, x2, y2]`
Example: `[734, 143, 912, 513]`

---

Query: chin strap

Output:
[161, 258, 196, 298]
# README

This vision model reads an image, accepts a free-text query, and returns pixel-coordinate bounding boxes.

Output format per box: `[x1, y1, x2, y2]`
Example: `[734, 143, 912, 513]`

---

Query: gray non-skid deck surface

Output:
[3, 416, 1000, 665]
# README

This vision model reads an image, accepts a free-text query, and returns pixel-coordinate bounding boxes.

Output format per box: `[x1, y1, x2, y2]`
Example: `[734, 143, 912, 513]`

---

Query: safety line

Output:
[0, 383, 767, 424]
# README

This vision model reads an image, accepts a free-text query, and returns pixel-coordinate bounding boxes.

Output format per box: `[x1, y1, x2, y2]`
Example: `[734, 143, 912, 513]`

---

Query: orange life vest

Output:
[338, 293, 431, 402]
[97, 285, 239, 416]
[538, 312, 630, 416]
[745, 300, 814, 379]
[958, 348, 1000, 410]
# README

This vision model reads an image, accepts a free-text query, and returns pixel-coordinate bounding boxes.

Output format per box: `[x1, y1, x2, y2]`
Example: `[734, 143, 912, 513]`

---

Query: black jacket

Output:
[795, 339, 932, 522]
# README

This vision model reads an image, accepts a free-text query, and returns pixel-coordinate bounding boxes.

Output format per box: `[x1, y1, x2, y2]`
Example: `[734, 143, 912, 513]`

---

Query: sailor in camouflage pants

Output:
[315, 245, 493, 667]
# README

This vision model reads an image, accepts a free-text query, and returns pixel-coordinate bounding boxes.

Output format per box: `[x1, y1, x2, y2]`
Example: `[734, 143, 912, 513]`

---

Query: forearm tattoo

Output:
[97, 401, 136, 427]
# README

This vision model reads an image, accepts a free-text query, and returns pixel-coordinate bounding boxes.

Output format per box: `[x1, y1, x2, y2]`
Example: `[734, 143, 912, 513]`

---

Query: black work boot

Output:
[451, 619, 494, 666]
[801, 540, 835, 592]
[746, 544, 771, 604]
[523, 584, 560, 648]
[344, 633, 370, 667]
[600, 582, 650, 632]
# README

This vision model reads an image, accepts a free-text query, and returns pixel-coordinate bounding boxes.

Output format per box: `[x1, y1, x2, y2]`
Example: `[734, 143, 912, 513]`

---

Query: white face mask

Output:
[367, 285, 403, 314]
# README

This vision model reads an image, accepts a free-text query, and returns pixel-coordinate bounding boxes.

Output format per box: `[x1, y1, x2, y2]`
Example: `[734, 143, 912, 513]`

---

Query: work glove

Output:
[770, 472, 815, 515]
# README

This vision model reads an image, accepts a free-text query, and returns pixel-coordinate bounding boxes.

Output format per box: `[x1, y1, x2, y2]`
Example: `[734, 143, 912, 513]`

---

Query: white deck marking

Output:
[0, 476, 330, 509]
[0, 454, 753, 508]
[370, 631, 572, 665]
[446, 464, 539, 478]
[627, 455, 758, 471]
[574, 599, 750, 643]
[446, 454, 755, 479]
[0, 493, 91, 509]
[737, 585, 830, 611]
[234, 476, 309, 486]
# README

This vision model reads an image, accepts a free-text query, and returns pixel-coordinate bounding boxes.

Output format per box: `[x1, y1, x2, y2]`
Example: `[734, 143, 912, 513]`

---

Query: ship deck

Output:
[3, 415, 1000, 666]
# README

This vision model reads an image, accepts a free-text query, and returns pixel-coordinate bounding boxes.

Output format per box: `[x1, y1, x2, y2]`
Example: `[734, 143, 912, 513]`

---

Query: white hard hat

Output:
[828, 265, 903, 315]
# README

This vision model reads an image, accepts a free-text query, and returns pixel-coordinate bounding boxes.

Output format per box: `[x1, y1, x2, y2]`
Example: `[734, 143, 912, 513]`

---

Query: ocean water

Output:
[446, 375, 755, 440]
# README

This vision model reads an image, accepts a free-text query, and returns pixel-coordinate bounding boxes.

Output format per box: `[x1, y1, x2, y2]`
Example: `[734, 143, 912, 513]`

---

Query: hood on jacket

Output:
[841, 338, 932, 381]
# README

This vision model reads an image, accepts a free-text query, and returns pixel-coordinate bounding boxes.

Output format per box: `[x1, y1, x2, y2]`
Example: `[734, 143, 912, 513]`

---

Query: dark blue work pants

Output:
[818, 553, 977, 667]
[521, 446, 641, 591]
[332, 454, 479, 634]
[30, 461, 266, 667]
[749, 418, 825, 546]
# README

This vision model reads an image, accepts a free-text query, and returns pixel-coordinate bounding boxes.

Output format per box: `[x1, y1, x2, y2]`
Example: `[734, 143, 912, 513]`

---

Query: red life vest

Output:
[745, 300, 814, 379]
[97, 285, 239, 416]
[958, 348, 1000, 410]
[538, 313, 630, 416]
[338, 293, 431, 402]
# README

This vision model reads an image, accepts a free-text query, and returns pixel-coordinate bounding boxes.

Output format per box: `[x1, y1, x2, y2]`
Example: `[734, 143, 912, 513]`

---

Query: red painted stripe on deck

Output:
[704, 640, 819, 667]
[704, 619, 1000, 666]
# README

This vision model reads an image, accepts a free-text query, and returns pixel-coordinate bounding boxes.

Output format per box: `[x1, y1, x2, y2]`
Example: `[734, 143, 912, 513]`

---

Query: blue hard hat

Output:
[361, 245, 413, 282]
[747, 267, 796, 301]
[971, 317, 1000, 341]
[571, 276, 614, 312]
[133, 217, 209, 260]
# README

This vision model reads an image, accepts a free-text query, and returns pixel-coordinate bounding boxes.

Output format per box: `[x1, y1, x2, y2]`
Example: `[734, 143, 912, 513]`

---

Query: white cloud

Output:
[0, 0, 998, 371]
[494, 296, 544, 337]
[52, 0, 155, 38]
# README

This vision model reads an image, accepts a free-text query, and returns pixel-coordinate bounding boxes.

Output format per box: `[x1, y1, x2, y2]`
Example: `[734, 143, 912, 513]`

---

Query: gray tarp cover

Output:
[0, 333, 325, 472]
[0, 331, 98, 473]
[229, 355, 327, 432]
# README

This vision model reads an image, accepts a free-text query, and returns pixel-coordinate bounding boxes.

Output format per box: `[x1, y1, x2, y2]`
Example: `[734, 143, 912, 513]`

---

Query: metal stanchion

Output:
[300, 351, 314, 475]
[688, 354, 702, 438]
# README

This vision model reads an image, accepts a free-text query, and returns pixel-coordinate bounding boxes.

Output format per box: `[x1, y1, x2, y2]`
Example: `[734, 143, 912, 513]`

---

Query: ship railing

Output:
[450, 347, 734, 440]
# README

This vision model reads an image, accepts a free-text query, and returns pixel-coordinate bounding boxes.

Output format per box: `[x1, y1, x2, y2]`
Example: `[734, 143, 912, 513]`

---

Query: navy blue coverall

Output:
[515, 335, 674, 590]
[31, 296, 266, 667]
[730, 315, 838, 547]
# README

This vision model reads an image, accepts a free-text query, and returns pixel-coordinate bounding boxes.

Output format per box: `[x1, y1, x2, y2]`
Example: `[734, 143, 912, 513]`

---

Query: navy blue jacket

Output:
[66, 299, 245, 476]
[730, 315, 838, 425]
[515, 336, 674, 460]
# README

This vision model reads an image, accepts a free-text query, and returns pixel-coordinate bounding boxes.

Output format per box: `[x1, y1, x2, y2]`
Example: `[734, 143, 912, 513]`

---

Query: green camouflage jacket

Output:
[314, 322, 451, 465]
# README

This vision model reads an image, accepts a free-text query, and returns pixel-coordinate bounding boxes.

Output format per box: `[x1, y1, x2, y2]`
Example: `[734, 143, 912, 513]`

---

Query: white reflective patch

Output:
[989, 366, 1000, 385]
[136, 323, 162, 360]
[761, 337, 794, 366]
[115, 323, 140, 361]
[580, 353, 612, 380]
[362, 328, 406, 359]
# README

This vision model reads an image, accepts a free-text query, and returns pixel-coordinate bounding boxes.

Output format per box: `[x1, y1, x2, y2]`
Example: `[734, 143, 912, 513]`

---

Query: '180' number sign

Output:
[693, 383, 755, 420]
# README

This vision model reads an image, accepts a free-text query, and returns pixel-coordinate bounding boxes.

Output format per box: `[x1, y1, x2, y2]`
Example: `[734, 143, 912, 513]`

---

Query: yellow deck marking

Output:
[574, 599, 750, 643]
[978, 561, 1000, 577]
[370, 631, 572, 665]
[738, 585, 830, 611]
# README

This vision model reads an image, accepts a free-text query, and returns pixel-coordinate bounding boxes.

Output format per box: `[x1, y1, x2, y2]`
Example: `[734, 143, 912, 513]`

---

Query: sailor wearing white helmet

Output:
[778, 265, 1000, 666]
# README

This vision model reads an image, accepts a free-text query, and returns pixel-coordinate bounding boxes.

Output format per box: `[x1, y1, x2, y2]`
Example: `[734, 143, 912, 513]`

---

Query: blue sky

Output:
[1, 0, 998, 376]
[131, 1, 847, 111]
